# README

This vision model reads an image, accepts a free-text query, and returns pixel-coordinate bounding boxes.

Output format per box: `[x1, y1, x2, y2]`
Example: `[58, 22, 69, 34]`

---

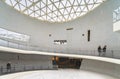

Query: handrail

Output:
[0, 38, 120, 59]
[0, 65, 54, 75]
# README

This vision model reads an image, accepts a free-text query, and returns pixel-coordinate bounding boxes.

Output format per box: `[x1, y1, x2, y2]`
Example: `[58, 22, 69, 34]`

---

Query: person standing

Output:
[103, 45, 107, 56]
[98, 46, 101, 56]
[6, 62, 11, 73]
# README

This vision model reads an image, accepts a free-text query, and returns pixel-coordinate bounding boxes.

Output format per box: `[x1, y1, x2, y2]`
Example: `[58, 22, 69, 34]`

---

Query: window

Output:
[0, 28, 30, 42]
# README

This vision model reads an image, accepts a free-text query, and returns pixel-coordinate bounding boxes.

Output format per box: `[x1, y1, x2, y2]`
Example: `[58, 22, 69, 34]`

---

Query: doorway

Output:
[52, 56, 82, 69]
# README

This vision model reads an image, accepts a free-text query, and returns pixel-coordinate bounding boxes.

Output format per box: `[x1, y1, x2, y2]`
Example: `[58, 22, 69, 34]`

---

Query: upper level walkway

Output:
[0, 38, 120, 65]
[0, 39, 120, 79]
[0, 45, 120, 65]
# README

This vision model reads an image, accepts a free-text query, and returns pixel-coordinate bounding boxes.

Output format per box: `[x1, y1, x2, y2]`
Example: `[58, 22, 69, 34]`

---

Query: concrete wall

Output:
[81, 59, 120, 78]
[0, 52, 53, 73]
[0, 0, 120, 53]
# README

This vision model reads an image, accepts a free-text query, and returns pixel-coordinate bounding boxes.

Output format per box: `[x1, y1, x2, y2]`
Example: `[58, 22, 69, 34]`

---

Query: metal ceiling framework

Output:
[5, 0, 105, 23]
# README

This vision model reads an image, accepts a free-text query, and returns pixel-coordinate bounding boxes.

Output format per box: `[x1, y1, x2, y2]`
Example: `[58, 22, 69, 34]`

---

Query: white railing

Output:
[0, 38, 120, 59]
[0, 65, 54, 75]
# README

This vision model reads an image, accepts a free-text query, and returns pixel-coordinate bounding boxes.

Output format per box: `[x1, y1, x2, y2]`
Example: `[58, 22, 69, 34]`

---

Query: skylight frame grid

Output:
[5, 0, 105, 23]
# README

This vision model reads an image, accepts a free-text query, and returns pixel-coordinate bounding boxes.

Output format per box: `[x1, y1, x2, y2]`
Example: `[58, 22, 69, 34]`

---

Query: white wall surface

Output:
[81, 59, 120, 78]
[0, 69, 119, 79]
[0, 52, 53, 73]
[0, 0, 120, 53]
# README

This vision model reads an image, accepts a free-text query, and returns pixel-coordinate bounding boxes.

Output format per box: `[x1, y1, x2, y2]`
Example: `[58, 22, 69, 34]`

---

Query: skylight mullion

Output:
[38, 8, 52, 19]
[28, 10, 34, 16]
[75, 0, 82, 15]
[64, 1, 71, 20]
[33, 4, 36, 17]
[84, 0, 89, 11]
[60, 1, 68, 21]
[16, 0, 22, 11]
[49, 0, 66, 21]
[46, 0, 48, 20]
[25, 0, 29, 14]
[4, 0, 105, 23]
[23, 0, 40, 12]
[13, 0, 19, 7]
[67, 0, 75, 20]
[57, 1, 63, 21]
[40, 1, 59, 20]
[72, 0, 78, 18]
[36, 3, 57, 19]
[9, 0, 14, 6]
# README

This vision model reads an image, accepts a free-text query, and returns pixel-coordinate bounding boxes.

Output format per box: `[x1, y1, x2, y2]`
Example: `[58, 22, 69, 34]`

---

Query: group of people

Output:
[98, 45, 107, 56]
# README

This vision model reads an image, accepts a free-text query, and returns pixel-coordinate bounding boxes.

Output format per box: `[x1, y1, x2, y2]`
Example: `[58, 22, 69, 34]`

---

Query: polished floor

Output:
[0, 69, 118, 79]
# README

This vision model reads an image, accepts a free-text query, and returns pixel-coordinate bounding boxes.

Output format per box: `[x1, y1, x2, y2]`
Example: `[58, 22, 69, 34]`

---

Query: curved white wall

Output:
[81, 59, 120, 78]
[0, 52, 53, 74]
[0, 58, 120, 79]
[0, 0, 120, 52]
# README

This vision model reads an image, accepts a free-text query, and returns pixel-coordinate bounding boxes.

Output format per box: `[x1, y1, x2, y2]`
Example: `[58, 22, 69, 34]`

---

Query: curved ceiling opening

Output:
[5, 0, 105, 23]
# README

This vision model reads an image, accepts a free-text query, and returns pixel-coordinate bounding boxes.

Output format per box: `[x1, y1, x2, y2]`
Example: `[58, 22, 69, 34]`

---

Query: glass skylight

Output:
[5, 0, 105, 23]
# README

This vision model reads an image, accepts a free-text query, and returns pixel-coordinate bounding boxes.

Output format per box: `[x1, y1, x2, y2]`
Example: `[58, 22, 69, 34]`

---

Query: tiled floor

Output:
[0, 69, 118, 79]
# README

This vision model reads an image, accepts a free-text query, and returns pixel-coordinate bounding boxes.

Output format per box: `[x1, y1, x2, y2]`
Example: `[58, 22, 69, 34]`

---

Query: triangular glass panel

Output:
[80, 6, 85, 11]
[64, 10, 68, 15]
[83, 7, 88, 12]
[35, 6, 39, 11]
[69, 0, 74, 4]
[36, 2, 40, 8]
[85, 0, 90, 3]
[19, 0, 26, 6]
[30, 13, 35, 17]
[14, 4, 20, 10]
[48, 4, 53, 10]
[66, 1, 71, 7]
[80, 0, 85, 5]
[88, 4, 94, 10]
[73, 7, 78, 11]
[24, 10, 28, 15]
[26, 1, 32, 7]
[5, 0, 12, 5]
[71, 9, 75, 13]
[54, 2, 59, 8]
[11, 0, 17, 6]
[36, 10, 40, 15]
[48, 0, 51, 5]
[41, 1, 46, 8]
[88, 0, 94, 4]
[74, 0, 79, 6]
[30, 6, 34, 10]
[34, 13, 39, 17]
[59, 3, 64, 8]
[47, 8, 52, 13]
[61, 0, 66, 6]
[28, 9, 33, 14]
